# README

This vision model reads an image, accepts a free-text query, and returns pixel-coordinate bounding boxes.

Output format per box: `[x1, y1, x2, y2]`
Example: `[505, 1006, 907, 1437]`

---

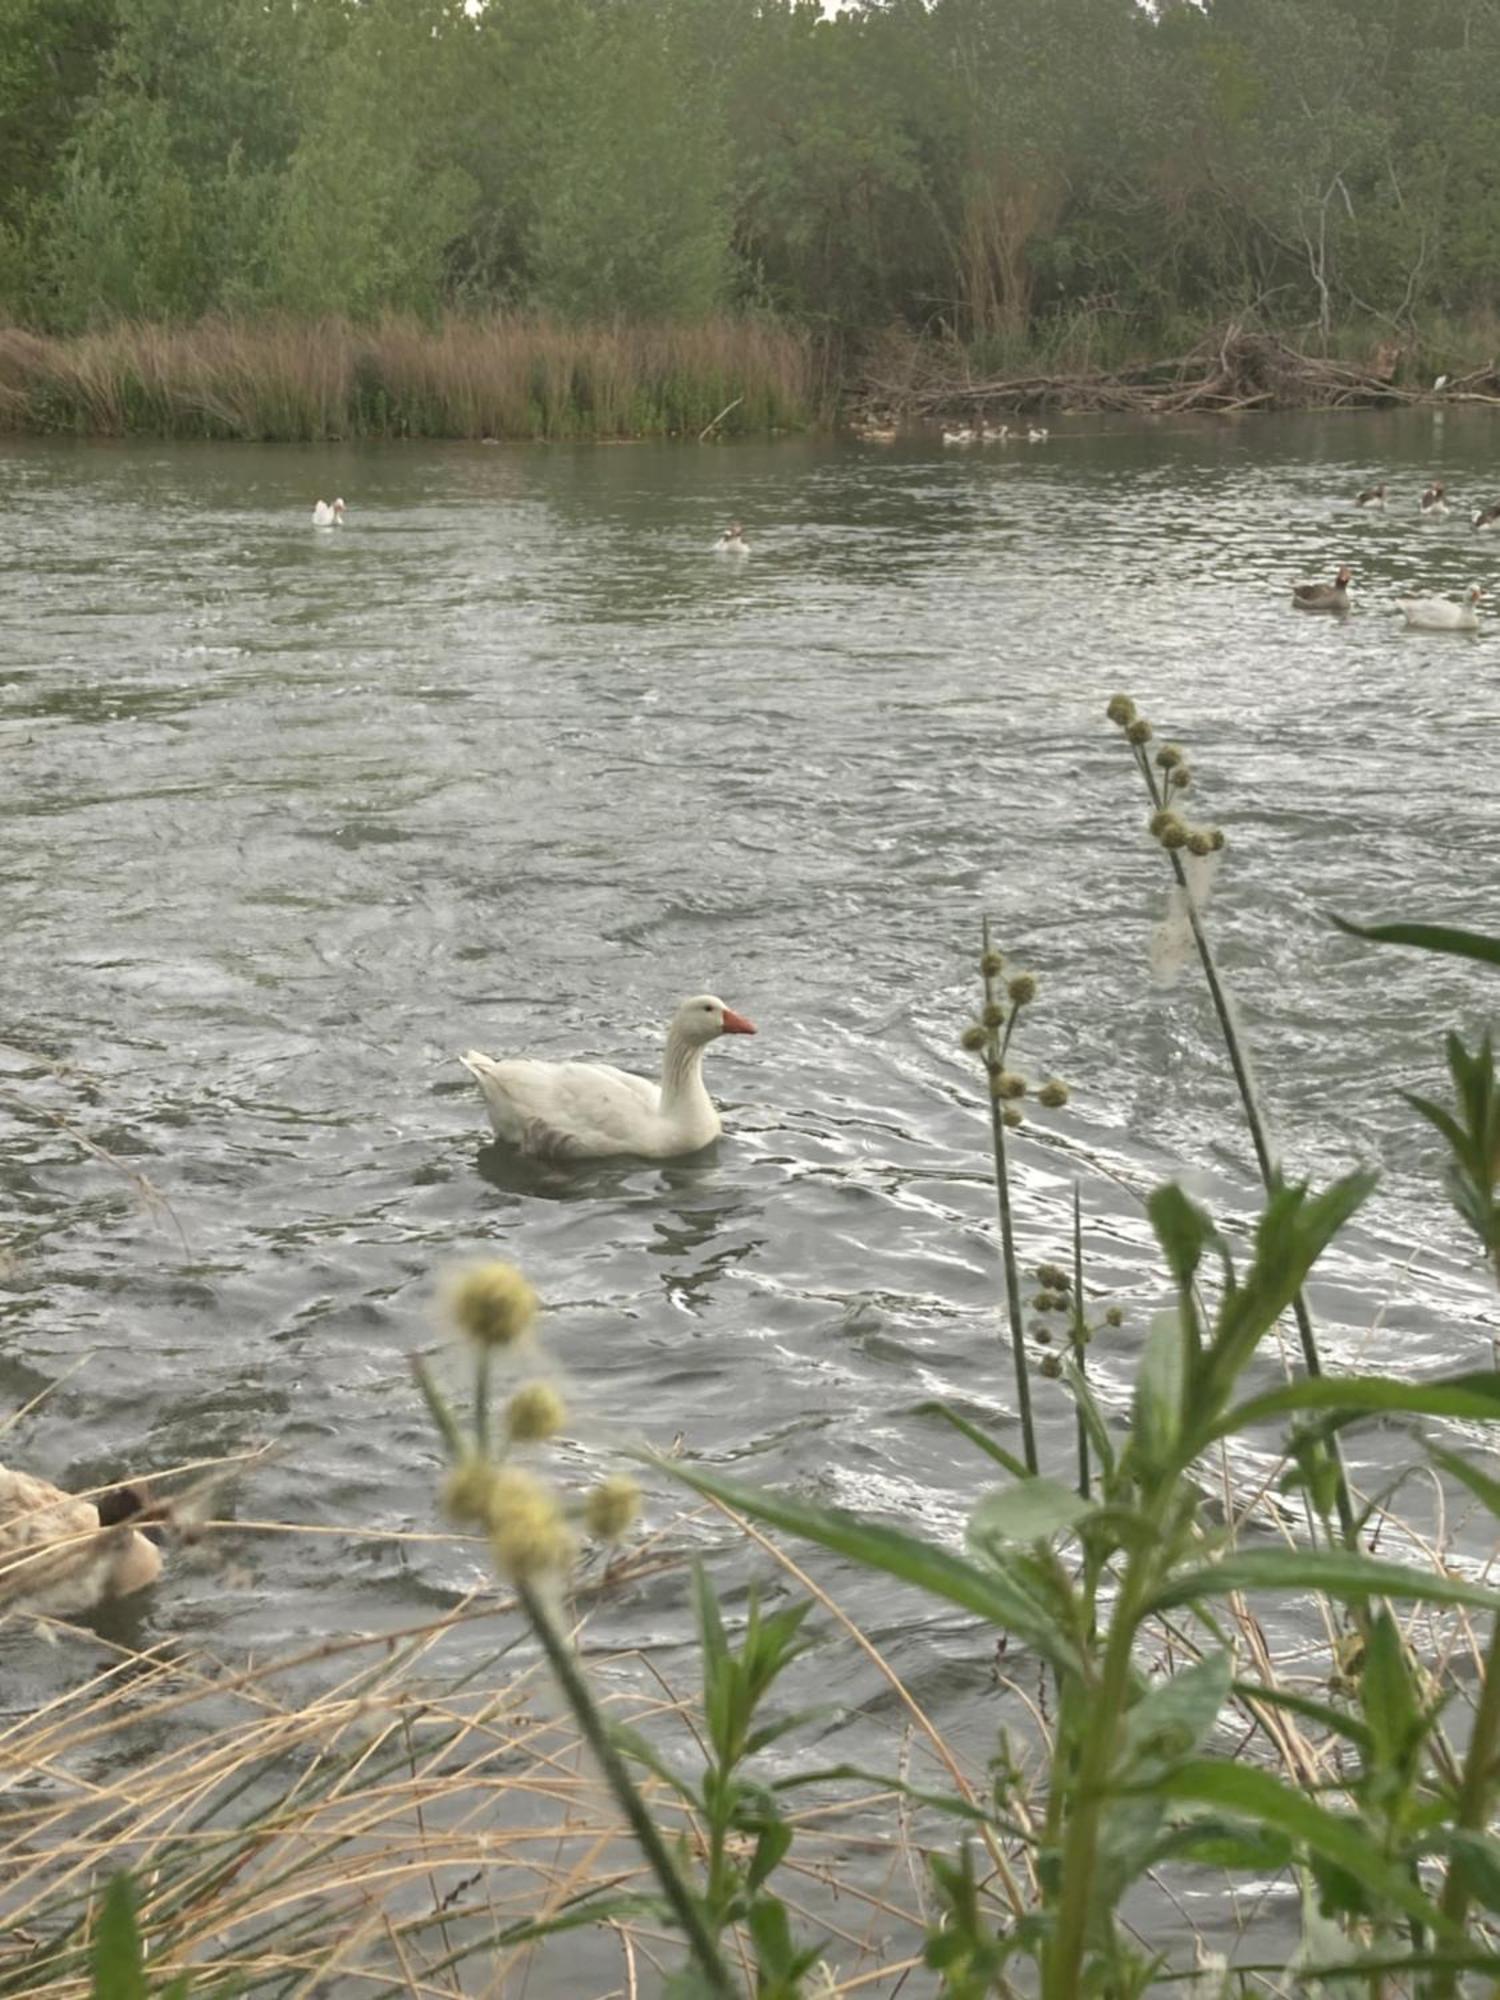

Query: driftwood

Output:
[856, 322, 1500, 423]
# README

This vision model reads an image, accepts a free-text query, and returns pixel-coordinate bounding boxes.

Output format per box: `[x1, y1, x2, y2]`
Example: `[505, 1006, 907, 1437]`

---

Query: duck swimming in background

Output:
[1027, 426, 1050, 443]
[0, 1468, 162, 1615]
[714, 521, 749, 555]
[1291, 564, 1353, 612]
[461, 994, 757, 1161]
[1354, 482, 1387, 508]
[1419, 481, 1448, 515]
[1473, 502, 1500, 531]
[1397, 583, 1484, 630]
[941, 427, 976, 446]
[312, 498, 346, 527]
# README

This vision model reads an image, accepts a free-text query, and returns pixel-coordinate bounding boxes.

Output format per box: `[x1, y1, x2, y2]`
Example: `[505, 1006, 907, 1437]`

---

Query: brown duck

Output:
[1291, 565, 1353, 612]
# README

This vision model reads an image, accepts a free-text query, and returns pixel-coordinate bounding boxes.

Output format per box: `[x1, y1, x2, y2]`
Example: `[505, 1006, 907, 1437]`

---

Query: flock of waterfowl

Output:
[1296, 475, 1500, 628]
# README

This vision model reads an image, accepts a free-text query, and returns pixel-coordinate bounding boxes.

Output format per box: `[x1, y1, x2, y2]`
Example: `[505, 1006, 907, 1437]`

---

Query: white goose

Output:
[0, 1468, 162, 1615]
[1397, 583, 1484, 630]
[312, 498, 347, 528]
[461, 994, 757, 1161]
[714, 521, 749, 555]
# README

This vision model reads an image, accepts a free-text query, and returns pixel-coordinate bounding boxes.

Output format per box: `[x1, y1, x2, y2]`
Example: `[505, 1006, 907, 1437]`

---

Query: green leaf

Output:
[1147, 1183, 1216, 1290]
[1132, 1309, 1188, 1478]
[1360, 1610, 1421, 1773]
[92, 1876, 147, 2000]
[1140, 1814, 1293, 1873]
[1230, 1680, 1373, 1755]
[1149, 1547, 1500, 1617]
[1120, 1651, 1231, 1782]
[967, 1477, 1092, 1550]
[1331, 916, 1500, 969]
[654, 1457, 1085, 1673]
[1142, 1762, 1451, 1933]
[1436, 1830, 1500, 1915]
[1213, 1369, 1500, 1444]
[1427, 1443, 1500, 1518]
[916, 1402, 1030, 1481]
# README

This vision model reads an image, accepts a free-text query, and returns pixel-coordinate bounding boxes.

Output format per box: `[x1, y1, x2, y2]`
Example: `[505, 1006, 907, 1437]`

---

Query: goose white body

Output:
[462, 994, 756, 1161]
[0, 1467, 161, 1615]
[1397, 587, 1482, 631]
[312, 498, 346, 528]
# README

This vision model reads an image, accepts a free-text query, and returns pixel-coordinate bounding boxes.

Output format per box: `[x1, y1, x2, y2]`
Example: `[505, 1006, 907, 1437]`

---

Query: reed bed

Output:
[0, 315, 821, 442]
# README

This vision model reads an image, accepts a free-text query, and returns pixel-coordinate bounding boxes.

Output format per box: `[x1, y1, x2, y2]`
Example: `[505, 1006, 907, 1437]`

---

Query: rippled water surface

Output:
[4, 414, 1500, 1980]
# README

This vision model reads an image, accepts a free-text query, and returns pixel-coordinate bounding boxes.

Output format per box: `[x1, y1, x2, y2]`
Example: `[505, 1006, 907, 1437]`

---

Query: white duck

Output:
[714, 521, 749, 555]
[461, 994, 757, 1161]
[1027, 426, 1050, 443]
[0, 1468, 162, 1615]
[941, 427, 976, 446]
[312, 498, 347, 528]
[1397, 583, 1484, 630]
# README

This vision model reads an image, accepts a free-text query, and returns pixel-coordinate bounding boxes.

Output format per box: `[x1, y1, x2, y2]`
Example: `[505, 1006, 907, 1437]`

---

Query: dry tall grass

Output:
[0, 314, 821, 442]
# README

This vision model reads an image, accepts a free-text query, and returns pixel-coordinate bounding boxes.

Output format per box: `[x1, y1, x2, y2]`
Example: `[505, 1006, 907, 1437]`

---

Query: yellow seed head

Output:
[1126, 718, 1153, 746]
[1007, 972, 1037, 1006]
[1105, 1305, 1124, 1327]
[1186, 830, 1214, 857]
[443, 1455, 502, 1527]
[1208, 827, 1227, 852]
[1035, 1263, 1070, 1291]
[1161, 822, 1188, 851]
[1149, 808, 1182, 840]
[1105, 694, 1136, 727]
[1037, 1079, 1069, 1109]
[1003, 1105, 1025, 1128]
[487, 1466, 573, 1580]
[1169, 765, 1192, 791]
[960, 1023, 987, 1053]
[994, 1070, 1027, 1100]
[448, 1262, 538, 1350]
[1155, 744, 1183, 770]
[584, 1474, 642, 1543]
[1040, 1352, 1063, 1379]
[506, 1380, 567, 1443]
[981, 1001, 1005, 1029]
[980, 950, 1005, 977]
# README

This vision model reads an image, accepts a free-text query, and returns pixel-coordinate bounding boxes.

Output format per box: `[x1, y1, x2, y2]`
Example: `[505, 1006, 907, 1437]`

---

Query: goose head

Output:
[671, 995, 757, 1048]
[1468, 584, 1485, 604]
[333, 498, 347, 520]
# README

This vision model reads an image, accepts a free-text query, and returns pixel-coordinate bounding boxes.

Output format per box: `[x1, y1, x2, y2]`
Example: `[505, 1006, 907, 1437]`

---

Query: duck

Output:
[714, 521, 749, 555]
[461, 994, 757, 1161]
[1419, 481, 1448, 515]
[312, 498, 346, 528]
[1027, 426, 1050, 443]
[1397, 583, 1484, 630]
[1473, 502, 1500, 531]
[0, 1468, 162, 1616]
[941, 427, 976, 446]
[1291, 564, 1353, 612]
[1354, 482, 1387, 508]
[980, 424, 1011, 444]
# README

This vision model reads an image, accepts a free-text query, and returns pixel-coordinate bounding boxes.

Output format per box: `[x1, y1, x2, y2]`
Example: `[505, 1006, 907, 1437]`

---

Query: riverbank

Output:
[6, 312, 1500, 444]
[0, 314, 824, 442]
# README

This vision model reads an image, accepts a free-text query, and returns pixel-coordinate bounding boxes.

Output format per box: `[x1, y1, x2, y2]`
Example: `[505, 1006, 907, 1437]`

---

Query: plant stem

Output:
[1429, 1609, 1500, 1997]
[983, 918, 1038, 1474]
[517, 1579, 737, 1997]
[1131, 746, 1358, 1548]
[1071, 1182, 1091, 1501]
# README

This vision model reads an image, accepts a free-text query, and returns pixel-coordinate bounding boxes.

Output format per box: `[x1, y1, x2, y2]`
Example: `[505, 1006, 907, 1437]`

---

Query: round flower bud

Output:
[1169, 765, 1192, 791]
[1007, 973, 1037, 1006]
[982, 1002, 1005, 1029]
[1155, 744, 1183, 771]
[1040, 1352, 1063, 1379]
[1150, 808, 1185, 843]
[1035, 1263, 1070, 1291]
[1002, 1105, 1025, 1128]
[487, 1466, 573, 1580]
[996, 1071, 1027, 1100]
[584, 1474, 641, 1543]
[1161, 823, 1188, 851]
[960, 1023, 987, 1053]
[980, 950, 1005, 977]
[443, 1455, 502, 1527]
[1126, 718, 1153, 746]
[1105, 694, 1136, 727]
[1037, 1079, 1069, 1109]
[506, 1381, 567, 1444]
[1030, 1291, 1055, 1313]
[1033, 1325, 1052, 1345]
[1186, 831, 1214, 857]
[1105, 1305, 1124, 1327]
[449, 1263, 538, 1350]
[1208, 827, 1227, 852]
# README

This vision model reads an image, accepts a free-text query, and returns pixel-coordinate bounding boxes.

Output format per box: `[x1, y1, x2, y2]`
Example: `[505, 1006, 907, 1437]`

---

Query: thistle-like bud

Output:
[994, 1071, 1027, 1100]
[1208, 827, 1226, 852]
[1105, 694, 1136, 726]
[1104, 1305, 1124, 1327]
[1040, 1352, 1063, 1379]
[982, 1002, 1006, 1029]
[487, 1465, 574, 1580]
[1148, 808, 1177, 838]
[1030, 1291, 1058, 1313]
[1033, 1325, 1053, 1345]
[506, 1381, 567, 1443]
[1126, 718, 1153, 746]
[1186, 831, 1214, 857]
[1161, 822, 1188, 851]
[449, 1262, 538, 1350]
[960, 1023, 987, 1053]
[1035, 1263, 1070, 1291]
[1155, 744, 1183, 771]
[443, 1455, 502, 1527]
[1169, 765, 1192, 791]
[1037, 1079, 1069, 1109]
[1007, 973, 1037, 1006]
[1003, 1105, 1025, 1128]
[584, 1474, 641, 1543]
[980, 950, 1005, 977]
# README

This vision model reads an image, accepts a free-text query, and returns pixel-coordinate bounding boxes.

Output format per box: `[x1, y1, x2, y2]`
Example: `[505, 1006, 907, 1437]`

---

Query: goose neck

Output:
[660, 1029, 709, 1111]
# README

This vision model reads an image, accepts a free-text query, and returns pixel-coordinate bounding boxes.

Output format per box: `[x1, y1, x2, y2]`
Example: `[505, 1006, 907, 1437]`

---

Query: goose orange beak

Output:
[721, 1008, 757, 1035]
